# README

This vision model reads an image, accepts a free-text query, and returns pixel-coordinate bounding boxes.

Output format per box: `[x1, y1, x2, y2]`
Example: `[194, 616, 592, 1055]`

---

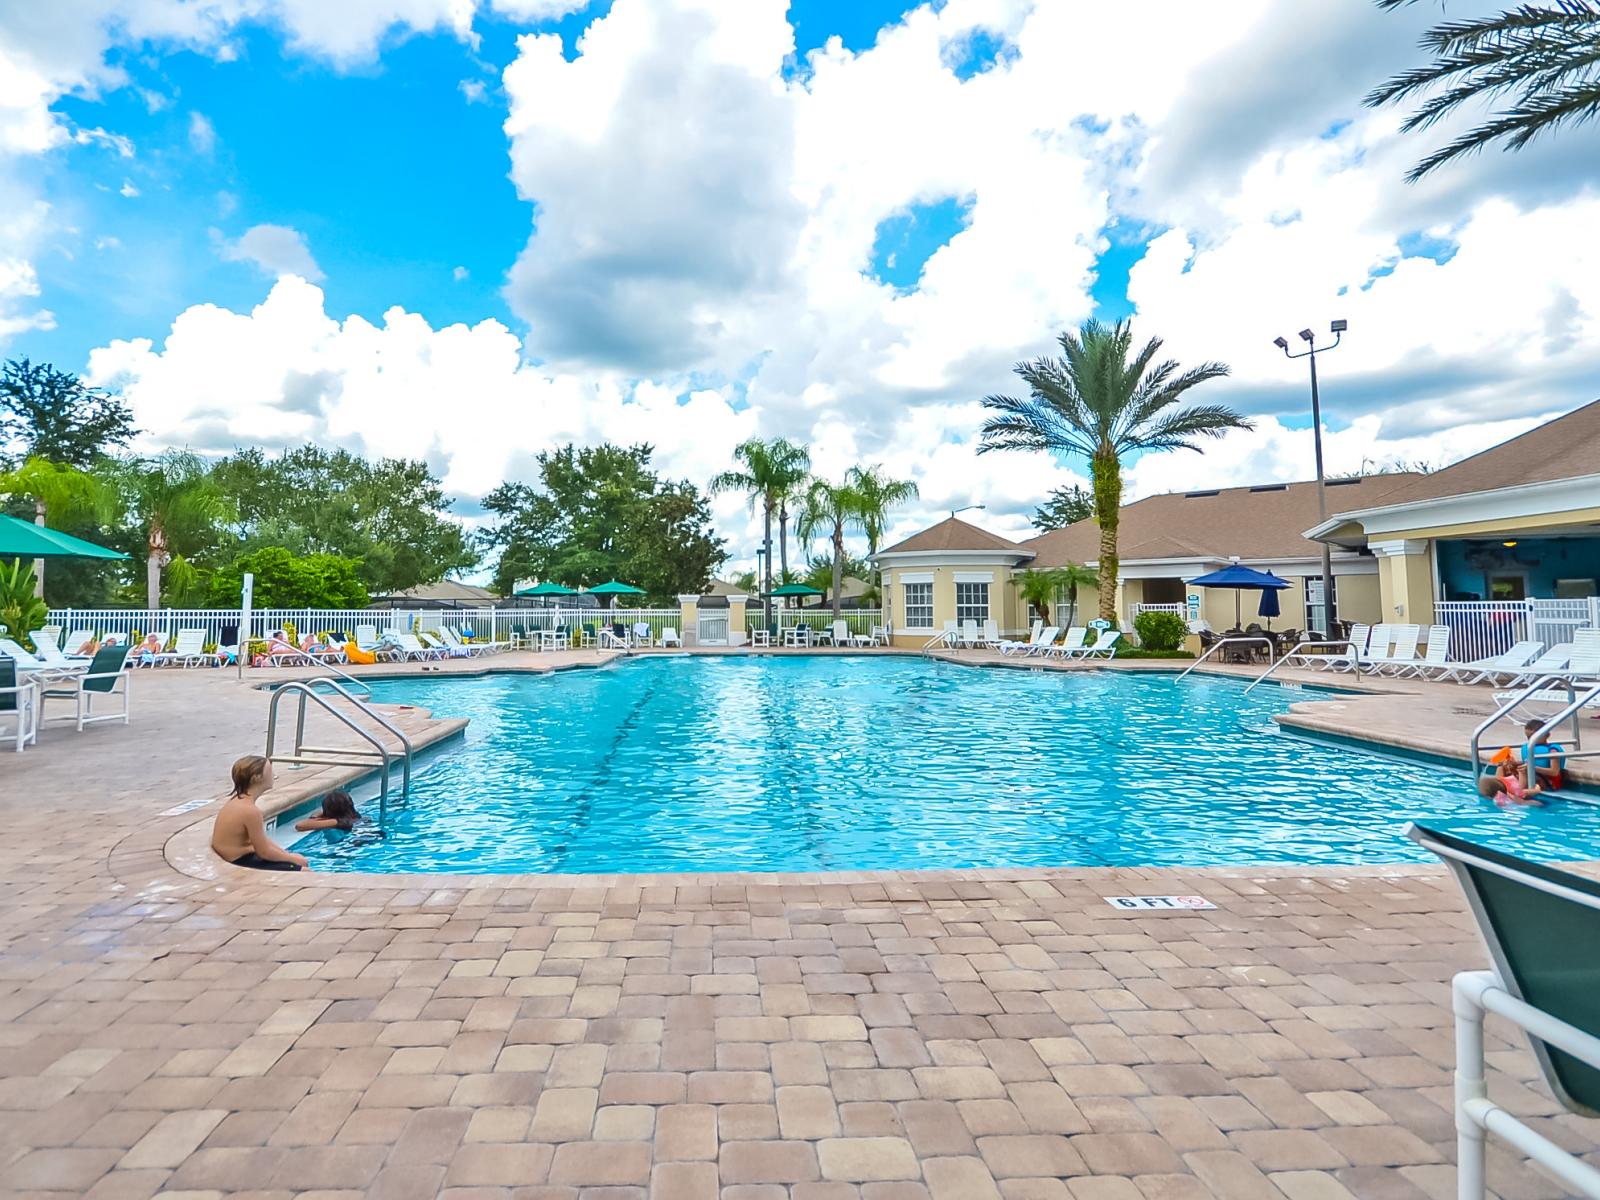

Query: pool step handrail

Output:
[921, 628, 957, 656]
[599, 627, 631, 653]
[1468, 674, 1580, 780]
[1176, 636, 1277, 681]
[265, 680, 413, 830]
[1245, 639, 1360, 693]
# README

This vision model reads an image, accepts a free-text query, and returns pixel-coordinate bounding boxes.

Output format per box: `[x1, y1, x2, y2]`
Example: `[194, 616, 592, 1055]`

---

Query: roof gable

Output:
[877, 516, 1029, 556]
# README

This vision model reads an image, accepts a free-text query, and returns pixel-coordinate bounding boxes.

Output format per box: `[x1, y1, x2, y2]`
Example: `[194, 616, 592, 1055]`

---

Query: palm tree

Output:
[797, 476, 866, 619]
[710, 438, 809, 620]
[769, 439, 812, 585]
[131, 451, 233, 608]
[978, 320, 1245, 623]
[0, 457, 116, 597]
[1056, 562, 1097, 629]
[1367, 0, 1600, 182]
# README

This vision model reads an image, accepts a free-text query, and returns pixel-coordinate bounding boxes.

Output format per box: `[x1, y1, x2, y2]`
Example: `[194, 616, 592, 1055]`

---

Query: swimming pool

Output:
[292, 656, 1600, 874]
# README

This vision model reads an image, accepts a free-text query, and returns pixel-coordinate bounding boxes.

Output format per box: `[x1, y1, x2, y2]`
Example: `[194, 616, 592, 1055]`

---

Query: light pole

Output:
[755, 547, 769, 628]
[1273, 319, 1347, 637]
[951, 503, 987, 519]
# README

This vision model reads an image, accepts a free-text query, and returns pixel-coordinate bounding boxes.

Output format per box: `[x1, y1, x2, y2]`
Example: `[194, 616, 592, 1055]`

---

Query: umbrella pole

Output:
[1234, 590, 1241, 629]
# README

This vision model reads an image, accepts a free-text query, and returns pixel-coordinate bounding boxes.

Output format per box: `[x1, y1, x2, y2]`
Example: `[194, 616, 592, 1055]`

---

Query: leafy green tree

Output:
[207, 547, 369, 609]
[978, 320, 1244, 622]
[1016, 568, 1066, 626]
[209, 445, 475, 593]
[1032, 484, 1094, 532]
[1367, 0, 1600, 182]
[0, 457, 117, 597]
[709, 438, 809, 612]
[128, 451, 235, 608]
[0, 358, 136, 468]
[0, 560, 48, 649]
[731, 569, 758, 593]
[797, 476, 866, 619]
[481, 443, 725, 601]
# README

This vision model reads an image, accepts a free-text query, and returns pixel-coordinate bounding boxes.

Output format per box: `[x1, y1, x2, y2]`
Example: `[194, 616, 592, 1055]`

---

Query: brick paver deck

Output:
[0, 652, 1592, 1198]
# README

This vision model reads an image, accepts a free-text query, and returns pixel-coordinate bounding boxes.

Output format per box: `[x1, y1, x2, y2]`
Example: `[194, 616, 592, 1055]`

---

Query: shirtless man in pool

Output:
[211, 755, 310, 871]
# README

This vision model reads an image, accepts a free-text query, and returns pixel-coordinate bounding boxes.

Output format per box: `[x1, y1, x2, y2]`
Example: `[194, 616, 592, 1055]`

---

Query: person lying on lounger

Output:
[130, 632, 164, 665]
[211, 756, 310, 871]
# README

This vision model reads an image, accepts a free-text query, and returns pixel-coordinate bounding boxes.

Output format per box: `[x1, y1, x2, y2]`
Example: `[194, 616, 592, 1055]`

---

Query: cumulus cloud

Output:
[217, 224, 326, 281]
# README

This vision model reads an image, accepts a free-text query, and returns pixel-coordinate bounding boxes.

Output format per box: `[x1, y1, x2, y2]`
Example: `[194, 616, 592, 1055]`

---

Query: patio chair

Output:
[1438, 640, 1546, 686]
[867, 624, 890, 647]
[1068, 629, 1122, 660]
[1000, 624, 1055, 656]
[0, 638, 81, 683]
[750, 625, 771, 648]
[660, 627, 683, 648]
[0, 658, 39, 752]
[1041, 627, 1088, 658]
[154, 628, 208, 668]
[1399, 625, 1453, 679]
[1367, 624, 1421, 675]
[978, 619, 1001, 649]
[26, 632, 92, 676]
[41, 644, 132, 731]
[959, 619, 980, 648]
[1406, 824, 1600, 1199]
[579, 623, 598, 648]
[828, 620, 851, 647]
[632, 622, 654, 648]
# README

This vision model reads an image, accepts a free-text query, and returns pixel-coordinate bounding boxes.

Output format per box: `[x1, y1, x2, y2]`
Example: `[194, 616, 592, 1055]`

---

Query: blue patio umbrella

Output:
[1189, 563, 1290, 629]
[1257, 577, 1282, 626]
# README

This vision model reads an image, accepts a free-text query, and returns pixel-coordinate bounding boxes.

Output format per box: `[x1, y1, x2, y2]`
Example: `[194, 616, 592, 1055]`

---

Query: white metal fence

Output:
[1434, 598, 1600, 662]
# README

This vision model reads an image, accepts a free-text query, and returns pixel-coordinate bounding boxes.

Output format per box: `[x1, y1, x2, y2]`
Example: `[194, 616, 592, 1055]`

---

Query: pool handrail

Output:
[265, 680, 412, 830]
[1244, 639, 1361, 693]
[1176, 636, 1277, 681]
[1468, 674, 1579, 782]
[921, 628, 957, 655]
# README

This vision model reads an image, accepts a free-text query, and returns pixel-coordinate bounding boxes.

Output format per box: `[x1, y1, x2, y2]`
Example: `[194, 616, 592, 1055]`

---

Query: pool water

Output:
[292, 656, 1600, 874]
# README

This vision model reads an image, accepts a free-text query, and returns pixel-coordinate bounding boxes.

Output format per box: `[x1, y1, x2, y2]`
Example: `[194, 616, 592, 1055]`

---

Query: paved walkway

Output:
[0, 653, 1591, 1198]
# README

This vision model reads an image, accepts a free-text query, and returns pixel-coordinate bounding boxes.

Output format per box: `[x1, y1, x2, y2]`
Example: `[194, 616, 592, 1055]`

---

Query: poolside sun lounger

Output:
[1367, 624, 1420, 674]
[1504, 644, 1574, 688]
[1301, 623, 1368, 670]
[1041, 627, 1088, 658]
[1406, 823, 1600, 1199]
[392, 633, 443, 662]
[977, 619, 1001, 650]
[1016, 626, 1061, 657]
[40, 644, 132, 731]
[660, 627, 683, 648]
[998, 623, 1050, 655]
[26, 631, 92, 675]
[1438, 640, 1546, 686]
[437, 627, 490, 657]
[1068, 629, 1121, 659]
[958, 619, 979, 648]
[63, 629, 94, 656]
[1398, 625, 1453, 678]
[153, 628, 209, 668]
[0, 658, 39, 751]
[868, 624, 890, 647]
[0, 638, 83, 682]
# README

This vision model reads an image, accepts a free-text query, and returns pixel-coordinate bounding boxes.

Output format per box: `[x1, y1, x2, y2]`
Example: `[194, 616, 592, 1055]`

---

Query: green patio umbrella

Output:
[516, 580, 576, 596]
[769, 583, 823, 597]
[584, 579, 645, 613]
[0, 514, 128, 560]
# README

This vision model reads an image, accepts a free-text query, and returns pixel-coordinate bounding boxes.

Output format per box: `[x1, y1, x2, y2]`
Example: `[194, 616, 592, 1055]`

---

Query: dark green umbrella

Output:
[516, 580, 577, 596]
[0, 514, 128, 560]
[585, 580, 645, 612]
[770, 583, 824, 597]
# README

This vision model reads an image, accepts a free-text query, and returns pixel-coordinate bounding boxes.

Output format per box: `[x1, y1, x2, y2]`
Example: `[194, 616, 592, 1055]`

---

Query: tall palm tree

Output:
[132, 451, 233, 608]
[1367, 0, 1600, 182]
[0, 457, 117, 597]
[846, 464, 918, 607]
[710, 438, 810, 619]
[769, 439, 811, 585]
[978, 320, 1245, 623]
[797, 476, 866, 620]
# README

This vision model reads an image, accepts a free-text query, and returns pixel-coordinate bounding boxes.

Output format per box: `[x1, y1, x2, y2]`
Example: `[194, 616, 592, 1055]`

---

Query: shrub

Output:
[1133, 610, 1188, 653]
[0, 560, 48, 650]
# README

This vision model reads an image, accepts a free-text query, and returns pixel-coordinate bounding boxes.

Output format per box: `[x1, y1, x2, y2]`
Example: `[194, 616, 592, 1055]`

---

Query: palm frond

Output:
[1130, 404, 1254, 453]
[1367, 0, 1600, 181]
[977, 393, 1095, 457]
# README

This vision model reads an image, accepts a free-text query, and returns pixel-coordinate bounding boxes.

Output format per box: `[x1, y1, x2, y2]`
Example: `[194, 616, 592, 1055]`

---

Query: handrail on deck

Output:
[1176, 636, 1277, 682]
[1244, 638, 1358, 693]
[921, 629, 956, 656]
[265, 681, 411, 829]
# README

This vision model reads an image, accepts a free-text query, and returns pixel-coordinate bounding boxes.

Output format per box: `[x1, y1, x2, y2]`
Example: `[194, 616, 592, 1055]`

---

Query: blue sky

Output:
[2, 0, 1595, 559]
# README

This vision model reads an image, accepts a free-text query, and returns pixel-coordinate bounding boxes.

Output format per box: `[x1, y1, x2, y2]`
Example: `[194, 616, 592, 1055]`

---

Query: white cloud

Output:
[118, 179, 140, 198]
[189, 111, 217, 155]
[490, 0, 595, 20]
[458, 78, 487, 103]
[452, 265, 469, 281]
[217, 223, 325, 281]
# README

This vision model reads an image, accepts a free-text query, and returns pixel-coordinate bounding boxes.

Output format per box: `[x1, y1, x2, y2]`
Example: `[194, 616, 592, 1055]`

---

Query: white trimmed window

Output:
[903, 582, 933, 629]
[955, 581, 989, 625]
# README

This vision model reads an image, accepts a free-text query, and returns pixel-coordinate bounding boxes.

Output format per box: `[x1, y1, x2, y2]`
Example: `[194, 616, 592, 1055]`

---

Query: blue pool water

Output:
[291, 657, 1600, 874]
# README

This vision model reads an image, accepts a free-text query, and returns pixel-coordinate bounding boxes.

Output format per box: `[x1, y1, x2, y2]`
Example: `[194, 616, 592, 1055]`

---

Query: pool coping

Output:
[145, 650, 1596, 891]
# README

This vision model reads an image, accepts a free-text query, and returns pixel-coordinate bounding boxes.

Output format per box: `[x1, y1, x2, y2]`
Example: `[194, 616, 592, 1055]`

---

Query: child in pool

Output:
[1478, 756, 1545, 807]
[294, 790, 362, 833]
[1520, 718, 1566, 791]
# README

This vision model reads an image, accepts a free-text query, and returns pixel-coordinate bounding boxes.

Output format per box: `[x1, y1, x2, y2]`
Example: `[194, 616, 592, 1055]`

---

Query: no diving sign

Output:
[1104, 895, 1215, 911]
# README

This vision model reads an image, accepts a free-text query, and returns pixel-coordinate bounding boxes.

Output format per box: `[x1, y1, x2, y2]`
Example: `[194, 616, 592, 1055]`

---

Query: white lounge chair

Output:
[867, 624, 890, 647]
[437, 627, 489, 657]
[1503, 643, 1574, 688]
[392, 633, 443, 662]
[632, 622, 654, 648]
[998, 622, 1049, 655]
[1041, 627, 1088, 658]
[1303, 623, 1368, 671]
[1368, 624, 1421, 675]
[0, 638, 81, 682]
[154, 628, 209, 668]
[1439, 640, 1546, 686]
[1068, 629, 1122, 659]
[958, 619, 979, 648]
[1019, 625, 1063, 657]
[27, 631, 91, 675]
[660, 627, 683, 648]
[1395, 625, 1453, 678]
[977, 619, 1001, 650]
[825, 620, 852, 648]
[63, 629, 95, 656]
